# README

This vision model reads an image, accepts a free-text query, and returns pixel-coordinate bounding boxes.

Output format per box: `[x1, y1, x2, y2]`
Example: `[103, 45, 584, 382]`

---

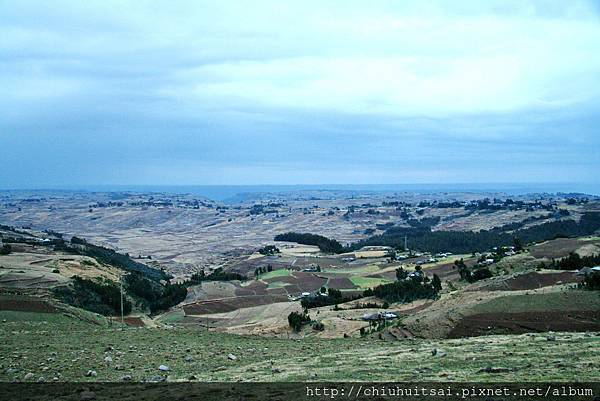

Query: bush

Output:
[0, 244, 11, 255]
[581, 273, 600, 291]
[54, 276, 131, 316]
[288, 311, 311, 331]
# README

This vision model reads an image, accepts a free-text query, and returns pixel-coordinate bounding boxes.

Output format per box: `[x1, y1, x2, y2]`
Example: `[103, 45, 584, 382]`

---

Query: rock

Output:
[546, 335, 556, 341]
[114, 365, 123, 370]
[188, 374, 197, 380]
[146, 375, 165, 383]
[271, 368, 281, 374]
[24, 373, 35, 380]
[431, 349, 446, 357]
[80, 390, 96, 401]
[85, 370, 97, 377]
[120, 375, 132, 382]
[158, 365, 170, 372]
[37, 376, 46, 383]
[227, 354, 237, 361]
[184, 355, 193, 362]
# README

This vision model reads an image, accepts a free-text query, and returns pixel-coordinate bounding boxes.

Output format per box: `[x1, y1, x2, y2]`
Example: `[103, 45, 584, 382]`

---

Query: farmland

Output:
[1, 189, 600, 384]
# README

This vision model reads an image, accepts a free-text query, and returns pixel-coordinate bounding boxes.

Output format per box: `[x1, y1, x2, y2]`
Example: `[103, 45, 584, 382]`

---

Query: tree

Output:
[395, 267, 408, 280]
[432, 274, 442, 293]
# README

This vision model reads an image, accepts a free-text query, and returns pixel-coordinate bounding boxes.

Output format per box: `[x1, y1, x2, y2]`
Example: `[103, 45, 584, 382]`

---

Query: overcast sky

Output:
[1, 0, 600, 189]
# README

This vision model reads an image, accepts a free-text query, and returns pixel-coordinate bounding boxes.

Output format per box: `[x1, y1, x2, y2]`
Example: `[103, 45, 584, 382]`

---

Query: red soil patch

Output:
[426, 260, 476, 282]
[448, 310, 600, 338]
[234, 281, 269, 296]
[470, 271, 582, 292]
[122, 317, 145, 327]
[183, 294, 289, 315]
[326, 277, 357, 290]
[291, 272, 328, 291]
[0, 297, 57, 313]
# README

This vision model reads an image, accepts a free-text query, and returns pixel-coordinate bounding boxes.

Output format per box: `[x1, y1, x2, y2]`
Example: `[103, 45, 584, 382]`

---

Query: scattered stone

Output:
[478, 367, 511, 374]
[85, 370, 97, 377]
[120, 375, 132, 382]
[37, 376, 46, 383]
[104, 356, 112, 363]
[24, 373, 35, 381]
[158, 365, 170, 372]
[184, 355, 193, 362]
[188, 374, 197, 380]
[271, 368, 281, 374]
[227, 354, 237, 361]
[146, 375, 165, 383]
[546, 335, 556, 342]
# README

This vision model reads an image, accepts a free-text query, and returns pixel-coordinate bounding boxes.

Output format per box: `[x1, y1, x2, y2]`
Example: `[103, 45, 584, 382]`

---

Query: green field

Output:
[0, 311, 598, 383]
[349, 276, 391, 289]
[259, 269, 292, 280]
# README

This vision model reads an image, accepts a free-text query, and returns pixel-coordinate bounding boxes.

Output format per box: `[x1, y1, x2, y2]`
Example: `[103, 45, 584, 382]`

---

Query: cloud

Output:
[0, 0, 599, 188]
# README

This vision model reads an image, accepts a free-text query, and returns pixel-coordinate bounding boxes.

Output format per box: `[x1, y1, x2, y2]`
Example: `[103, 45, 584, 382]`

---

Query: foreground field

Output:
[0, 311, 598, 382]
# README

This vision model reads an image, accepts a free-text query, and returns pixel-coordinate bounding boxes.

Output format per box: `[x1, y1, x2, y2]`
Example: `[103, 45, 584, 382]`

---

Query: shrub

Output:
[288, 311, 311, 331]
[0, 244, 12, 255]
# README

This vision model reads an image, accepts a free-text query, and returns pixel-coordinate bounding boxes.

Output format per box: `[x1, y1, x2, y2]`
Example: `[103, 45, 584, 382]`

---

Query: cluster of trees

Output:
[257, 245, 280, 255]
[363, 274, 440, 303]
[61, 236, 168, 281]
[274, 232, 345, 254]
[189, 268, 247, 284]
[125, 272, 188, 313]
[300, 288, 346, 309]
[581, 273, 600, 291]
[54, 276, 132, 316]
[0, 244, 11, 255]
[539, 253, 600, 271]
[454, 259, 493, 283]
[288, 311, 311, 331]
[254, 265, 273, 276]
[362, 266, 441, 304]
[346, 301, 389, 310]
[352, 212, 600, 254]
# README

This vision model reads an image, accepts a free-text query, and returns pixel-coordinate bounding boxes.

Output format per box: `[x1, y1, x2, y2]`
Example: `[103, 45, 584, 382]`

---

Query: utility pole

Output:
[120, 272, 124, 327]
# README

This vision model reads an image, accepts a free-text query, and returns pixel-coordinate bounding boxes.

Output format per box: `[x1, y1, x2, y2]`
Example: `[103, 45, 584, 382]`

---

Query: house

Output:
[361, 312, 398, 321]
[578, 266, 600, 275]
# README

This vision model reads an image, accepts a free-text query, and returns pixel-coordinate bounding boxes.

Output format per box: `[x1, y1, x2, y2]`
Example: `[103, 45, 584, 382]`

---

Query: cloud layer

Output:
[1, 0, 599, 189]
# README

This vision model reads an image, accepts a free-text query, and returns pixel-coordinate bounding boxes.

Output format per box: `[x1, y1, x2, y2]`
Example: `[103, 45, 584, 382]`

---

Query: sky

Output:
[1, 0, 600, 190]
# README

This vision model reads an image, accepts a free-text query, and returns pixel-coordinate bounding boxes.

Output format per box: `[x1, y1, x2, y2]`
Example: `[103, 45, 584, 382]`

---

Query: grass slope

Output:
[1, 311, 598, 382]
